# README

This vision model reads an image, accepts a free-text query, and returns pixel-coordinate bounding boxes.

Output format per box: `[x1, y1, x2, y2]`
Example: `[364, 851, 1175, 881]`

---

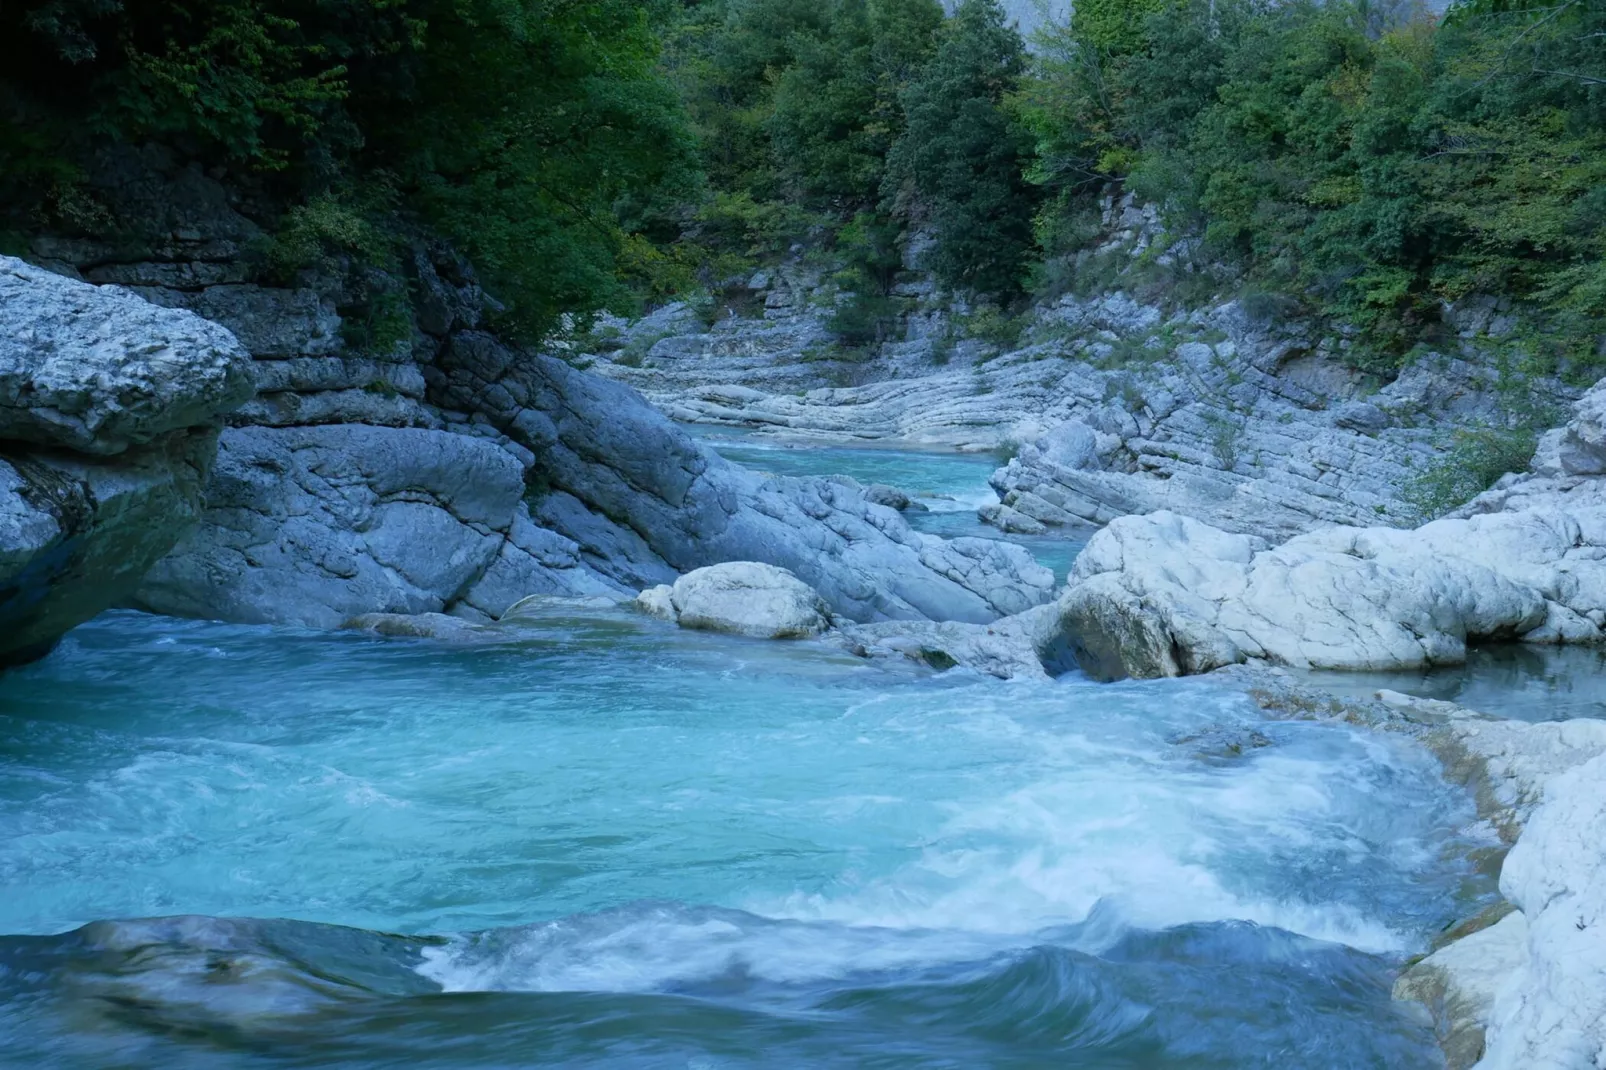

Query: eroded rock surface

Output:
[131, 425, 620, 626]
[586, 261, 1554, 544]
[428, 339, 1054, 624]
[10, 151, 1053, 632]
[0, 255, 253, 664]
[1, 257, 253, 454]
[1376, 690, 1606, 1070]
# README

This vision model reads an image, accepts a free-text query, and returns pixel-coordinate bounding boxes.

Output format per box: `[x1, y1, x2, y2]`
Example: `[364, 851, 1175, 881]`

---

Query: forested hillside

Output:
[2, 0, 1602, 377]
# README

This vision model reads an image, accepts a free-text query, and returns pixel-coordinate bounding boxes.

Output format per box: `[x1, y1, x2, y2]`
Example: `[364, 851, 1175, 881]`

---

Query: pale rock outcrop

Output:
[1381, 691, 1606, 1069]
[429, 338, 1055, 625]
[0, 255, 253, 665]
[1047, 508, 1604, 681]
[588, 272, 1549, 542]
[1476, 752, 1606, 1070]
[1395, 913, 1530, 1069]
[52, 147, 1053, 632]
[655, 562, 831, 639]
[1455, 377, 1606, 521]
[634, 584, 676, 621]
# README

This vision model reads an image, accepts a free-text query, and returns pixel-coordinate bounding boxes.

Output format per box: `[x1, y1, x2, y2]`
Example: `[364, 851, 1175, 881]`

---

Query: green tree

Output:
[768, 0, 942, 204]
[885, 0, 1037, 297]
[0, 0, 699, 342]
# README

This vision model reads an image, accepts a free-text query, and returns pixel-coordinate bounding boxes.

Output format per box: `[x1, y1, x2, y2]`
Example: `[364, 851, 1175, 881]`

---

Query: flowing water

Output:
[0, 606, 1487, 1068]
[0, 441, 1495, 1068]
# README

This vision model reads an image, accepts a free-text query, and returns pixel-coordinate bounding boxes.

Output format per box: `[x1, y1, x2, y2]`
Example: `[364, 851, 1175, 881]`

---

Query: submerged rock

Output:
[863, 483, 925, 512]
[0, 256, 253, 665]
[836, 615, 1050, 679]
[664, 562, 830, 639]
[344, 612, 491, 642]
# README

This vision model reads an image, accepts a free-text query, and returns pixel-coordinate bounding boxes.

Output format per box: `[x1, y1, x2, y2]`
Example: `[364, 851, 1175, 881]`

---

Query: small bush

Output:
[956, 305, 1025, 351]
[1403, 426, 1539, 522]
[1102, 375, 1145, 413]
[616, 329, 671, 367]
[1205, 413, 1242, 471]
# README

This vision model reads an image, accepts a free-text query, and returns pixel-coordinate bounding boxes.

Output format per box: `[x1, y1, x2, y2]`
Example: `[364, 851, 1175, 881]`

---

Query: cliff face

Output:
[0, 256, 254, 665]
[586, 194, 1573, 543]
[20, 146, 1050, 633]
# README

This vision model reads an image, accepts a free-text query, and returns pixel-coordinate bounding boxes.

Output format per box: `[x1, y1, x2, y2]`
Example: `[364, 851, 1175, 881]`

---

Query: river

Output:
[0, 440, 1504, 1068]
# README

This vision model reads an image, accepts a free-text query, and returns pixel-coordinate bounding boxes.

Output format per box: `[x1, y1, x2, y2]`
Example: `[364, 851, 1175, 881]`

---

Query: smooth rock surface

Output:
[1478, 752, 1606, 1070]
[667, 562, 830, 639]
[429, 339, 1055, 625]
[1049, 508, 1605, 681]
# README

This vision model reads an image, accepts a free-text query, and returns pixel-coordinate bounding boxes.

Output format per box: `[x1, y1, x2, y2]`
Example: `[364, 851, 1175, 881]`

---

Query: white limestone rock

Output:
[634, 584, 676, 621]
[1478, 752, 1606, 1070]
[668, 562, 830, 639]
[132, 424, 623, 627]
[430, 337, 1056, 625]
[1396, 913, 1529, 1070]
[837, 613, 1052, 679]
[1050, 508, 1605, 680]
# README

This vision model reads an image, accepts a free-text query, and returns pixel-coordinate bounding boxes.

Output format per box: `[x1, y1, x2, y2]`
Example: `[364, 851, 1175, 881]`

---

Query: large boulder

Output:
[1045, 509, 1604, 681]
[0, 256, 253, 665]
[0, 257, 253, 454]
[653, 562, 830, 639]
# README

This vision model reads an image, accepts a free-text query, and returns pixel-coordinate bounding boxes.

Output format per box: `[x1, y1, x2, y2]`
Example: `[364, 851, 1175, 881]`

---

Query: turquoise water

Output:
[0, 607, 1484, 1067]
[1296, 643, 1606, 723]
[695, 430, 1090, 581]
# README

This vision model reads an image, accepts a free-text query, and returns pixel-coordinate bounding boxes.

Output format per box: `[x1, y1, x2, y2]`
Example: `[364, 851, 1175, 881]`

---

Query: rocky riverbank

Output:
[584, 198, 1570, 543]
[7, 156, 1604, 1068]
[3, 148, 1051, 658]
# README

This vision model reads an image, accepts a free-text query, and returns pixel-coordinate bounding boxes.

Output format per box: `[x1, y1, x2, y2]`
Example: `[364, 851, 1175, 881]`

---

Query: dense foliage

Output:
[2, 0, 1602, 369]
[884, 0, 1039, 297]
[1022, 0, 1606, 375]
[0, 0, 698, 340]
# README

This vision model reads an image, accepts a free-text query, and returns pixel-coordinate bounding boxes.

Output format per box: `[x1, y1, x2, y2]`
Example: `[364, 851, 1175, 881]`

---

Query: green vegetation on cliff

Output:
[1024, 0, 1606, 375]
[1, 0, 1602, 370]
[0, 0, 697, 340]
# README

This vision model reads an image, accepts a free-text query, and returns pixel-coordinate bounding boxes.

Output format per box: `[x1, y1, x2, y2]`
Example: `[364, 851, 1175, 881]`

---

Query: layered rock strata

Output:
[26, 147, 1050, 630]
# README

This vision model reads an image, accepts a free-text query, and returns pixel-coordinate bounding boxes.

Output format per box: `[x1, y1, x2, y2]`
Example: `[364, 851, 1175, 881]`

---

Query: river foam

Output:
[0, 609, 1484, 1065]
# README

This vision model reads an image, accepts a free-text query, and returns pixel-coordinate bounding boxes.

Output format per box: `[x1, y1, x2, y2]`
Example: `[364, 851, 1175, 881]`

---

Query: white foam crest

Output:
[748, 741, 1416, 956]
[919, 489, 1000, 513]
[416, 906, 1015, 994]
